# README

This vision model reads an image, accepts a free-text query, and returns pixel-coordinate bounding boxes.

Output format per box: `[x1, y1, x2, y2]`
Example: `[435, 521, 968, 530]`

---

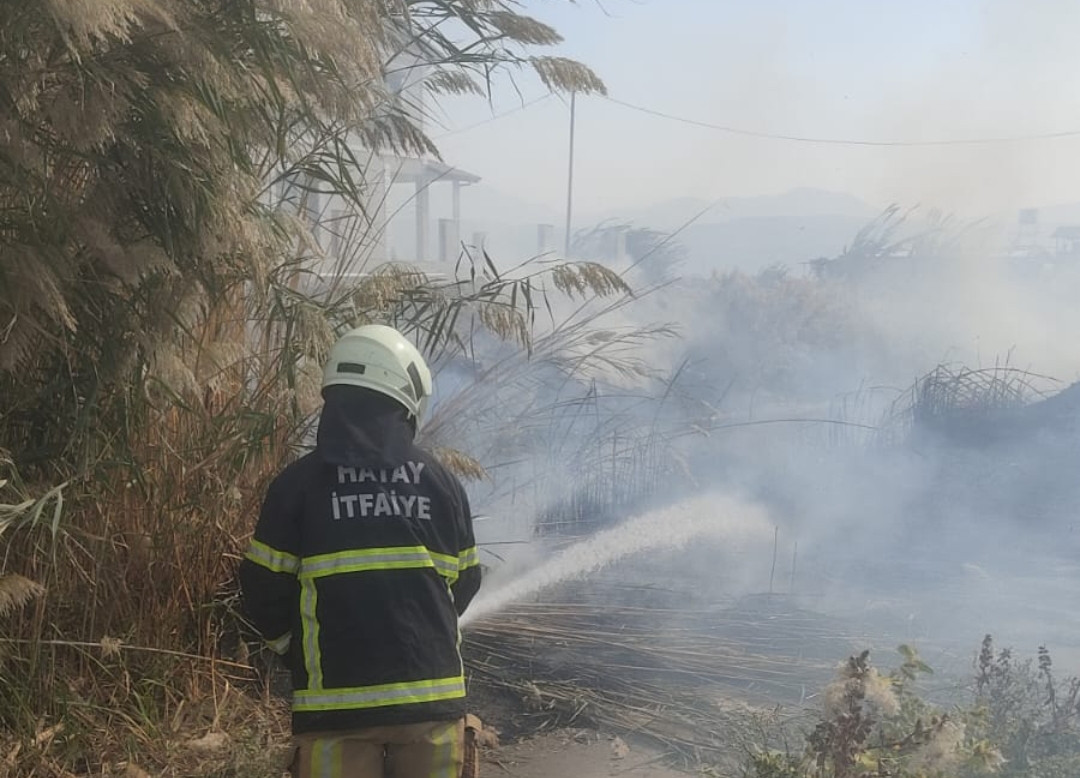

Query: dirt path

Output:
[478, 730, 690, 778]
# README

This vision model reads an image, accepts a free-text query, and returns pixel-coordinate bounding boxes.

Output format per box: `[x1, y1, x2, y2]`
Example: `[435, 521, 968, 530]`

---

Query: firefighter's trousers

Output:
[291, 719, 464, 778]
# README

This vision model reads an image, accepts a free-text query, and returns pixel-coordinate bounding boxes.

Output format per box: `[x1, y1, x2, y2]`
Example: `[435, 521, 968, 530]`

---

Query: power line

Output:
[604, 95, 1080, 148]
[433, 93, 553, 139]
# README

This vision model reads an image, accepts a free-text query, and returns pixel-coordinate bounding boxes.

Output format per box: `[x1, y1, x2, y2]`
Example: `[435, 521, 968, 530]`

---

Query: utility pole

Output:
[768, 525, 779, 595]
[789, 541, 798, 595]
[563, 91, 577, 258]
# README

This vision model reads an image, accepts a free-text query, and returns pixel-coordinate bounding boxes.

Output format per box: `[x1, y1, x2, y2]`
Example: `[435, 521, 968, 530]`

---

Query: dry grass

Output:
[0, 575, 45, 619]
[0, 239, 654, 776]
[432, 448, 489, 482]
[1, 657, 292, 777]
[462, 593, 851, 768]
[0, 0, 606, 470]
[0, 6, 621, 773]
[699, 267, 861, 400]
[878, 361, 1058, 446]
[910, 364, 1049, 421]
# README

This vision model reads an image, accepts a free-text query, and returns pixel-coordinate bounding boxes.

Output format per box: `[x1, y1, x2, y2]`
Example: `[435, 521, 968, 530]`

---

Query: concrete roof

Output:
[382, 155, 481, 185]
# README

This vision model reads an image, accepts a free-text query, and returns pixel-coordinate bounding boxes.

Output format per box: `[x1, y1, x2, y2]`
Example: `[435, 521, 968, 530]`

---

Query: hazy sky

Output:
[431, 0, 1080, 220]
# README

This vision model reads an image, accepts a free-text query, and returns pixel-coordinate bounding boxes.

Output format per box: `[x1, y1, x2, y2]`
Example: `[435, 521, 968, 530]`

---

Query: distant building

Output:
[387, 156, 480, 264]
[280, 44, 481, 276]
[1003, 209, 1079, 269]
[1013, 208, 1041, 254]
[1052, 225, 1080, 255]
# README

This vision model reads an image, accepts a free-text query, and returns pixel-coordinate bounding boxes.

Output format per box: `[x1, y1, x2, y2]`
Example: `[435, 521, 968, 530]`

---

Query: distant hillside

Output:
[679, 214, 872, 275]
[594, 187, 875, 230]
[594, 188, 878, 276]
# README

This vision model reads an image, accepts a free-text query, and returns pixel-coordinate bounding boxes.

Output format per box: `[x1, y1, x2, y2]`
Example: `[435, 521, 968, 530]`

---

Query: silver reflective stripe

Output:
[429, 721, 461, 778]
[317, 737, 341, 778]
[430, 554, 458, 578]
[294, 678, 466, 712]
[245, 539, 300, 574]
[300, 549, 435, 578]
[458, 546, 480, 569]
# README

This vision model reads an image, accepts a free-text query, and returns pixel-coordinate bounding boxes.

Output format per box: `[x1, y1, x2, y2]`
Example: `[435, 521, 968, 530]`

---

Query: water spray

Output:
[461, 492, 775, 626]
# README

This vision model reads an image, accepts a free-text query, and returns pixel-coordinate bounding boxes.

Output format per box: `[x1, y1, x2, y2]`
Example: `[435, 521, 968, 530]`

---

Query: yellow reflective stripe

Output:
[267, 632, 291, 655]
[429, 720, 461, 778]
[245, 539, 300, 574]
[293, 675, 466, 712]
[311, 737, 322, 778]
[298, 546, 458, 689]
[331, 739, 343, 778]
[458, 546, 480, 570]
[301, 578, 322, 689]
[448, 722, 461, 778]
[429, 551, 459, 581]
[300, 546, 436, 578]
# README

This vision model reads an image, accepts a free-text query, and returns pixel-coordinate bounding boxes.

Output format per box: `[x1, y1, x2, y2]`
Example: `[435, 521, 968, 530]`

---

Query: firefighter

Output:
[239, 324, 481, 778]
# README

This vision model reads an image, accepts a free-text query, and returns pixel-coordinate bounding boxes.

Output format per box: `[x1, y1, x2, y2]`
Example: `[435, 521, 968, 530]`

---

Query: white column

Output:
[415, 175, 430, 262]
[438, 218, 459, 263]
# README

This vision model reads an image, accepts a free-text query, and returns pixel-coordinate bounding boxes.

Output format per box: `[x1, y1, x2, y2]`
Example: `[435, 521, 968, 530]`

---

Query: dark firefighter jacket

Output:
[239, 386, 481, 734]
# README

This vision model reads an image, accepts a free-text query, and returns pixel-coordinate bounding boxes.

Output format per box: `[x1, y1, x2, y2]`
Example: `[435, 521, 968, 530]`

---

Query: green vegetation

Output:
[745, 639, 1080, 778]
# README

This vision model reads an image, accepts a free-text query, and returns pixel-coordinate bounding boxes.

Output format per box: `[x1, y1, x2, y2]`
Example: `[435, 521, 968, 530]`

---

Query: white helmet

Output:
[322, 325, 433, 428]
